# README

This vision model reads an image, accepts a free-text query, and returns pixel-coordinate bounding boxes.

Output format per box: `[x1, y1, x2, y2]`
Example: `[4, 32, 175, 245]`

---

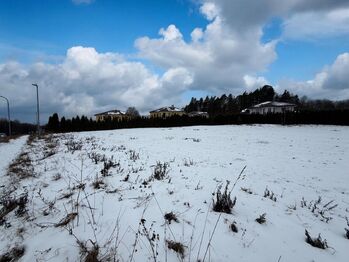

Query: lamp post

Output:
[32, 84, 40, 137]
[0, 95, 11, 136]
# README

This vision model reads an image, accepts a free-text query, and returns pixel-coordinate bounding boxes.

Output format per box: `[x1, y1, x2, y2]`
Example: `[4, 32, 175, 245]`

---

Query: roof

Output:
[94, 110, 126, 116]
[149, 105, 184, 113]
[250, 101, 296, 108]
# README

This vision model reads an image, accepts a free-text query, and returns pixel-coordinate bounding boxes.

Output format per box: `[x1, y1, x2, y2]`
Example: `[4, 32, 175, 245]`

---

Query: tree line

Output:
[184, 85, 349, 116]
[45, 86, 349, 133]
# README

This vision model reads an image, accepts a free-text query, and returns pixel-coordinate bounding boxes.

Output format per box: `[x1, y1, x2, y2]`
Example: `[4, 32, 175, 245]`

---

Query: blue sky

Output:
[0, 0, 206, 61]
[1, 0, 349, 122]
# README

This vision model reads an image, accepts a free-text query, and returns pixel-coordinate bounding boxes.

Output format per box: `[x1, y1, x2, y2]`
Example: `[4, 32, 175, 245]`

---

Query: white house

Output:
[241, 101, 297, 115]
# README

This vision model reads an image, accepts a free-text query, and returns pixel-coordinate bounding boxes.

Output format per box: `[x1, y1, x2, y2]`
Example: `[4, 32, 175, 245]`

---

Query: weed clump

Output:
[129, 150, 140, 161]
[264, 187, 277, 202]
[152, 162, 169, 180]
[0, 245, 25, 261]
[255, 213, 266, 224]
[164, 212, 179, 224]
[166, 240, 185, 259]
[213, 181, 236, 214]
[77, 240, 99, 262]
[7, 152, 34, 179]
[0, 193, 28, 221]
[305, 229, 328, 249]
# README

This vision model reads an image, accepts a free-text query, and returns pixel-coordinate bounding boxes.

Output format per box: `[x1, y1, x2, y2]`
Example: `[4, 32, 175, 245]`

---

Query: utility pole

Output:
[32, 84, 40, 137]
[0, 95, 11, 136]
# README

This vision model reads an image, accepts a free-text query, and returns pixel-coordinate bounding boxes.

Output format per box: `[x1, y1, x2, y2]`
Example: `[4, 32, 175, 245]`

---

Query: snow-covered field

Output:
[1, 125, 348, 262]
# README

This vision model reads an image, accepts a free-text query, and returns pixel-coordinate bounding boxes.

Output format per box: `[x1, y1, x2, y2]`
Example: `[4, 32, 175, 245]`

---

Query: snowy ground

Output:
[0, 125, 348, 262]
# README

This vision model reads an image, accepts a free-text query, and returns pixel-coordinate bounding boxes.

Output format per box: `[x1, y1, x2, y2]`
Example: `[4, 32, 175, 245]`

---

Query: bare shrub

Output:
[167, 240, 185, 259]
[88, 152, 106, 164]
[305, 229, 328, 249]
[212, 181, 237, 214]
[255, 213, 266, 224]
[345, 217, 349, 239]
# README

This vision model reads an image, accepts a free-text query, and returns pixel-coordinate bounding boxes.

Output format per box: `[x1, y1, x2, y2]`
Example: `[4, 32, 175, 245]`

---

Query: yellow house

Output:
[94, 110, 130, 122]
[149, 105, 186, 118]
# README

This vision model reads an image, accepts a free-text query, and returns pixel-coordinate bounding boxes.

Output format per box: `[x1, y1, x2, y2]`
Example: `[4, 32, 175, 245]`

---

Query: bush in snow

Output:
[213, 181, 237, 214]
[305, 229, 328, 249]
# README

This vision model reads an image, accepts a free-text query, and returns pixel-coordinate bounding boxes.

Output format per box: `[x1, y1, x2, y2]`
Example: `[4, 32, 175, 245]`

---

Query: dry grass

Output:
[166, 240, 185, 259]
[213, 181, 237, 214]
[164, 212, 179, 224]
[305, 229, 328, 249]
[0, 245, 25, 261]
[54, 212, 78, 227]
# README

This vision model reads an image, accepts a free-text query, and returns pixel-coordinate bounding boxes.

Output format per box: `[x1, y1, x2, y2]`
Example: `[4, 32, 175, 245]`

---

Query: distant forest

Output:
[1, 85, 349, 135]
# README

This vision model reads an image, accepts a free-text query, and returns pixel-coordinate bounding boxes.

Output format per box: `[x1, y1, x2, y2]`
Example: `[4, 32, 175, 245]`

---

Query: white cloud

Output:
[0, 47, 193, 122]
[283, 8, 349, 40]
[136, 14, 277, 94]
[244, 75, 269, 91]
[277, 53, 349, 99]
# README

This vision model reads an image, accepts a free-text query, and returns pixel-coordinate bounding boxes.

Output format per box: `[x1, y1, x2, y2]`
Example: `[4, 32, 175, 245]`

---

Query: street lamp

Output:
[0, 95, 11, 136]
[32, 84, 40, 137]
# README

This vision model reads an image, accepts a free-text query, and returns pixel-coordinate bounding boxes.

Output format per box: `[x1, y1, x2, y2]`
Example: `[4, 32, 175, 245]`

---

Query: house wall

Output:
[96, 114, 129, 121]
[150, 111, 186, 118]
[250, 106, 296, 115]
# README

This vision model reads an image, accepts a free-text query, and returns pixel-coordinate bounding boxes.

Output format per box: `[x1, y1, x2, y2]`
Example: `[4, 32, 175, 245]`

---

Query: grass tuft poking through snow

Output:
[305, 229, 328, 249]
[213, 181, 237, 214]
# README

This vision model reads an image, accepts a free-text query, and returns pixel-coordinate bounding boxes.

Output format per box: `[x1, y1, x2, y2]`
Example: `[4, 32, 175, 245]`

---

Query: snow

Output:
[0, 126, 348, 261]
[0, 136, 28, 176]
